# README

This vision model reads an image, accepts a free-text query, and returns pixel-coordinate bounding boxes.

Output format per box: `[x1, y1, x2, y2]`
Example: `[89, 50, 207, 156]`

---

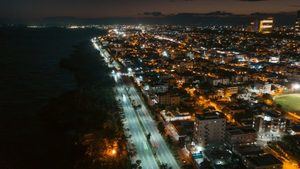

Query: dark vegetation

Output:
[48, 43, 128, 169]
[40, 43, 129, 169]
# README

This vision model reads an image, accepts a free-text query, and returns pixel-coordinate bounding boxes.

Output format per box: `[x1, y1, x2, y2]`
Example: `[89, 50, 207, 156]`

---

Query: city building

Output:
[288, 125, 300, 135]
[149, 82, 169, 93]
[259, 17, 274, 34]
[226, 126, 257, 146]
[96, 25, 300, 169]
[248, 20, 259, 32]
[226, 86, 239, 95]
[194, 112, 226, 146]
[295, 10, 300, 35]
[208, 77, 230, 86]
[234, 145, 265, 158]
[234, 145, 283, 169]
[253, 111, 287, 133]
[160, 110, 192, 122]
[244, 154, 282, 169]
[157, 92, 180, 105]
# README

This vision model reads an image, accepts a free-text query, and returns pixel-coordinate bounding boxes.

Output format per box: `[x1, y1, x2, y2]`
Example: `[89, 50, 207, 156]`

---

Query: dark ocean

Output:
[0, 27, 103, 168]
[0, 27, 102, 114]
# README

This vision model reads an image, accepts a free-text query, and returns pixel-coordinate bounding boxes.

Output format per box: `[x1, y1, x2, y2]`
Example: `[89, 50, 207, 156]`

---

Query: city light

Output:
[291, 83, 300, 90]
[109, 148, 117, 156]
[93, 20, 300, 169]
[3, 0, 300, 169]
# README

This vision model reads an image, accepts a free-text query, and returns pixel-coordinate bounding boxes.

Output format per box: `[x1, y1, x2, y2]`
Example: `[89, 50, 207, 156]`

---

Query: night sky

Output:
[0, 0, 299, 19]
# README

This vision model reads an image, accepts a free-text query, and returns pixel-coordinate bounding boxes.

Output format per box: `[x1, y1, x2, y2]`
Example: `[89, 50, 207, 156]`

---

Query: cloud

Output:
[290, 4, 300, 7]
[142, 12, 164, 17]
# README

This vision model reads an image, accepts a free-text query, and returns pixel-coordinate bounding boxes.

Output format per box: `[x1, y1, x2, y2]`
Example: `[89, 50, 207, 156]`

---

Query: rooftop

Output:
[246, 154, 282, 167]
[196, 111, 224, 120]
[235, 145, 264, 157]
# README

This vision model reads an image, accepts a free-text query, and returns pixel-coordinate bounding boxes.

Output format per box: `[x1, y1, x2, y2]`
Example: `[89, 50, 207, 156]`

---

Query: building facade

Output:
[259, 18, 274, 34]
[194, 112, 226, 146]
[295, 11, 300, 35]
[226, 127, 257, 146]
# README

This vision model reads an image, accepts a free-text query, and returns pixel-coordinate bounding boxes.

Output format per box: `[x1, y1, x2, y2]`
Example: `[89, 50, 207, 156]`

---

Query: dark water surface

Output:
[0, 27, 102, 168]
[0, 27, 102, 114]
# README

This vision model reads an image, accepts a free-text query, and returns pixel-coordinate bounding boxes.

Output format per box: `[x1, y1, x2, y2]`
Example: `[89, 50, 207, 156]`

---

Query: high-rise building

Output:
[258, 17, 274, 34]
[295, 11, 300, 35]
[248, 20, 259, 32]
[253, 111, 287, 133]
[194, 112, 226, 146]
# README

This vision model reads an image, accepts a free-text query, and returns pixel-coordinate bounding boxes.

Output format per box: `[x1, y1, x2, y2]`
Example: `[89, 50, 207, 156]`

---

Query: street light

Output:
[291, 83, 300, 90]
[111, 149, 117, 156]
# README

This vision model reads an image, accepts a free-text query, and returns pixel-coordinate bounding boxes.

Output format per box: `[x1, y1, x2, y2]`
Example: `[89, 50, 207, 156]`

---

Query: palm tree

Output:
[131, 160, 142, 169]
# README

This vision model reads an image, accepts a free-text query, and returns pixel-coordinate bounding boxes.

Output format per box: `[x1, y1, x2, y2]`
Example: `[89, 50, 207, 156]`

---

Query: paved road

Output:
[93, 39, 159, 169]
[127, 84, 180, 169]
[116, 84, 159, 169]
[93, 38, 179, 169]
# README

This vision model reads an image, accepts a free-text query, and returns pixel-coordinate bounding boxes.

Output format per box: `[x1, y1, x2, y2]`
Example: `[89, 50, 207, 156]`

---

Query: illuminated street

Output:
[94, 39, 179, 169]
[94, 40, 159, 168]
[115, 83, 159, 169]
[91, 22, 300, 168]
[128, 84, 180, 169]
[2, 1, 300, 169]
